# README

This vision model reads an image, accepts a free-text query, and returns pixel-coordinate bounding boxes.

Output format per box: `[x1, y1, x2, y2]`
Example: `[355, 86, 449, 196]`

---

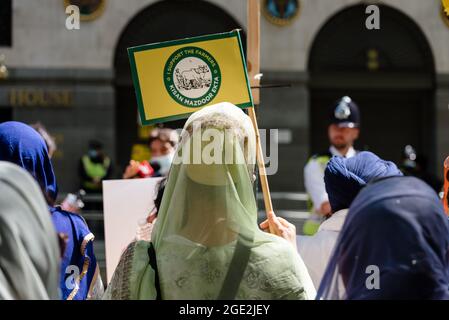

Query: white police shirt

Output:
[304, 146, 356, 212]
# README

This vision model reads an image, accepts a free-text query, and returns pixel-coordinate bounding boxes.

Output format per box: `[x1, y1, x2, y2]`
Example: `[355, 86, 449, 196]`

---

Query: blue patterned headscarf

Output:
[0, 121, 57, 202]
[324, 151, 402, 212]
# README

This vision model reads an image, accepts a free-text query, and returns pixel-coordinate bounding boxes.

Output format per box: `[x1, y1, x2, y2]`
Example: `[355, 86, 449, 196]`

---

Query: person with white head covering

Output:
[104, 102, 316, 300]
[0, 161, 60, 300]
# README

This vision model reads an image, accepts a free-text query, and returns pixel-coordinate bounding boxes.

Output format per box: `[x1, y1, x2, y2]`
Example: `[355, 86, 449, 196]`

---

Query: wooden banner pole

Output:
[247, 0, 273, 214]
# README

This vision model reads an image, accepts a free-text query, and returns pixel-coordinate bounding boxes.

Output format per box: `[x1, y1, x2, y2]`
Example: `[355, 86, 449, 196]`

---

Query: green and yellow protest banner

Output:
[128, 30, 253, 125]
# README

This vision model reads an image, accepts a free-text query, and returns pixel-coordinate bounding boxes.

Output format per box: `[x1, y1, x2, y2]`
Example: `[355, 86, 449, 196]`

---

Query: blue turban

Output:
[0, 121, 58, 202]
[324, 151, 402, 212]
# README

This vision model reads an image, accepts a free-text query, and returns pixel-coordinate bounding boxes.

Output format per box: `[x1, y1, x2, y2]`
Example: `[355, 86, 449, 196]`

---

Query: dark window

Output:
[0, 0, 12, 47]
[309, 4, 436, 172]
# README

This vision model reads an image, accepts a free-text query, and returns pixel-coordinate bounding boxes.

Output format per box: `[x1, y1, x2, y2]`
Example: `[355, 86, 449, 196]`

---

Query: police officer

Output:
[303, 96, 361, 235]
[79, 140, 112, 193]
[400, 144, 442, 193]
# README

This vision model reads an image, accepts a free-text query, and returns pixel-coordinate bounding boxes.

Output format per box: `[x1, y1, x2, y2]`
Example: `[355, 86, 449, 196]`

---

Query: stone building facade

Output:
[1, 0, 448, 193]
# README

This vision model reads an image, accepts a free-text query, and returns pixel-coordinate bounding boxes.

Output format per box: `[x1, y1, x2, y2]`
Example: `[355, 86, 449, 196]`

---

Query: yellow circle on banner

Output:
[262, 0, 301, 27]
[64, 0, 106, 22]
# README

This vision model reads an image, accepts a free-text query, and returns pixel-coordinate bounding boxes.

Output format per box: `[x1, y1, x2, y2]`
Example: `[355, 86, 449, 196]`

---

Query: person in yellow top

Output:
[303, 96, 361, 235]
[79, 140, 112, 193]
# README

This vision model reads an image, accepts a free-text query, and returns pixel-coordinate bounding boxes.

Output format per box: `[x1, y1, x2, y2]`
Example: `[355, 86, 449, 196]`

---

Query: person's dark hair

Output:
[148, 128, 178, 148]
[153, 178, 166, 215]
[89, 140, 103, 150]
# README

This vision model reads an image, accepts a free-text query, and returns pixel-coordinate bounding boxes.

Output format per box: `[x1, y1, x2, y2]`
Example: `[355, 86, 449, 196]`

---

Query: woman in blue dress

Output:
[0, 121, 103, 300]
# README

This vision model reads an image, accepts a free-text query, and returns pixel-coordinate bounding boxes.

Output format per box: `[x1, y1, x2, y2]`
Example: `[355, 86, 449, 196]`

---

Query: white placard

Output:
[102, 178, 163, 283]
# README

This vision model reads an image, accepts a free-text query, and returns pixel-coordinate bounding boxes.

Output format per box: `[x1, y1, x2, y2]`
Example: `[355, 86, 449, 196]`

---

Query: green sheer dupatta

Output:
[103, 241, 157, 300]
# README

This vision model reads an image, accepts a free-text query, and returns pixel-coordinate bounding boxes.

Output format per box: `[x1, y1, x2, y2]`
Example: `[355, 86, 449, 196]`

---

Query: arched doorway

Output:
[308, 4, 435, 171]
[114, 0, 245, 168]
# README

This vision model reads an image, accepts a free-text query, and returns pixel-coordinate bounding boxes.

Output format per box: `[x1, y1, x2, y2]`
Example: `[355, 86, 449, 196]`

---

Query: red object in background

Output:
[444, 156, 449, 215]
[137, 160, 154, 178]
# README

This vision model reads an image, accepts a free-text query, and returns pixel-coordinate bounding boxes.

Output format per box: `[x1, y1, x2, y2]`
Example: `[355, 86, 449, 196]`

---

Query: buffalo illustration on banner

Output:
[128, 30, 253, 125]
